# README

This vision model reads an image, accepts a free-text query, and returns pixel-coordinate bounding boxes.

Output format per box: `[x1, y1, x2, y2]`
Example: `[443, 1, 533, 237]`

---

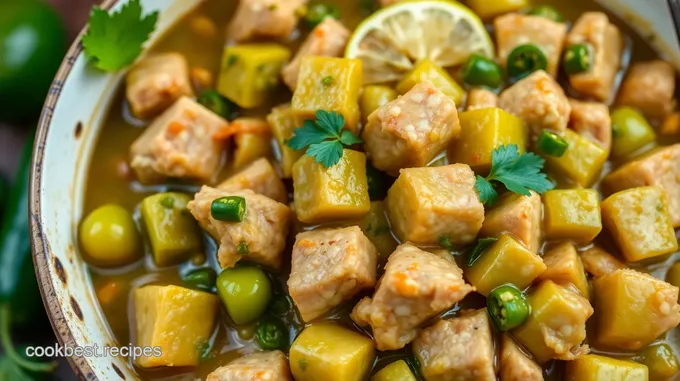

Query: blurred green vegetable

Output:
[255, 315, 289, 350]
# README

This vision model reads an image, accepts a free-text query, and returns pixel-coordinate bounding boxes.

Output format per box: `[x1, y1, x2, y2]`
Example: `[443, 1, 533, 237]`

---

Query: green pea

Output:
[461, 54, 503, 89]
[216, 266, 272, 324]
[255, 315, 289, 350]
[487, 285, 530, 331]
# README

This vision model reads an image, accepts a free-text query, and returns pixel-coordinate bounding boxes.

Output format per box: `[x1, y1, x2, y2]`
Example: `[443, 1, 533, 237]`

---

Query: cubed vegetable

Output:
[448, 107, 526, 174]
[543, 129, 607, 187]
[638, 343, 679, 380]
[357, 201, 398, 261]
[293, 149, 370, 224]
[468, 0, 529, 19]
[267, 104, 304, 178]
[601, 187, 678, 262]
[218, 44, 291, 109]
[611, 107, 657, 158]
[233, 132, 272, 169]
[134, 285, 219, 367]
[360, 85, 398, 121]
[395, 59, 465, 105]
[565, 354, 649, 381]
[140, 193, 202, 267]
[593, 269, 680, 350]
[465, 234, 546, 296]
[289, 323, 375, 381]
[291, 56, 363, 133]
[543, 189, 602, 244]
[538, 242, 590, 299]
[513, 280, 593, 363]
[371, 360, 416, 381]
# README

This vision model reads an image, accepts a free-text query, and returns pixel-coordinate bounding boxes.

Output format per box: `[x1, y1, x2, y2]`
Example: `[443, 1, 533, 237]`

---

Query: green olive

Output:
[611, 107, 657, 158]
[79, 204, 141, 267]
[217, 266, 272, 325]
[637, 343, 679, 380]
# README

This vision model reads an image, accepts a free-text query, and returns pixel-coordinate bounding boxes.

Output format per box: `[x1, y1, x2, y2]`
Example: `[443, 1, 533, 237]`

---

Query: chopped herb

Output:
[439, 235, 454, 250]
[287, 110, 363, 168]
[475, 144, 554, 206]
[298, 358, 308, 371]
[321, 76, 334, 86]
[466, 237, 499, 267]
[227, 54, 239, 67]
[236, 240, 249, 255]
[82, 0, 159, 72]
[160, 196, 174, 209]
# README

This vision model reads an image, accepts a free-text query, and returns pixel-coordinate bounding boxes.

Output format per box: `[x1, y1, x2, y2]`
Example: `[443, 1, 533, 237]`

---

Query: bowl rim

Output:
[29, 0, 119, 378]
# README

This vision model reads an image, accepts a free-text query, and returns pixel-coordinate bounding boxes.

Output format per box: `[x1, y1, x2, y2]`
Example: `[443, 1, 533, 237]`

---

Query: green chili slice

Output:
[507, 44, 548, 81]
[211, 196, 247, 222]
[461, 54, 503, 88]
[197, 90, 238, 121]
[563, 43, 593, 75]
[487, 285, 530, 331]
[182, 268, 217, 291]
[537, 130, 569, 157]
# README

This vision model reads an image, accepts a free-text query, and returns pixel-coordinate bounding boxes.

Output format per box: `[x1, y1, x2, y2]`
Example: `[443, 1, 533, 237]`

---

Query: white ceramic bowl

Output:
[29, 0, 680, 379]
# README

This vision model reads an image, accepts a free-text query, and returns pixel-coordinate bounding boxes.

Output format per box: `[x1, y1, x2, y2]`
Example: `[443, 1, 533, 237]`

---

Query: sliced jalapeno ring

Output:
[563, 43, 593, 75]
[487, 284, 530, 331]
[537, 130, 569, 157]
[507, 44, 548, 81]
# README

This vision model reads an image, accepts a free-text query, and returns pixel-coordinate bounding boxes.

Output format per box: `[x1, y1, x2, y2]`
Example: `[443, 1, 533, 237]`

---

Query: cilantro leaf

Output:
[315, 110, 344, 135]
[287, 120, 335, 149]
[340, 130, 363, 146]
[307, 141, 344, 168]
[466, 237, 498, 267]
[82, 0, 159, 72]
[474, 176, 498, 206]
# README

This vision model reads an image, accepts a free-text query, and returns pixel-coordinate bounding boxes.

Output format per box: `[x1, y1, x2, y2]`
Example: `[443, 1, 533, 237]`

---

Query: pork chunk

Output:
[566, 13, 623, 101]
[568, 99, 612, 152]
[187, 187, 291, 269]
[363, 81, 460, 175]
[386, 165, 485, 246]
[288, 226, 378, 322]
[603, 144, 680, 227]
[500, 71, 571, 142]
[413, 310, 496, 381]
[282, 18, 349, 90]
[217, 158, 287, 203]
[467, 88, 499, 111]
[126, 53, 194, 120]
[479, 192, 542, 253]
[130, 97, 226, 184]
[351, 244, 474, 350]
[617, 60, 676, 119]
[227, 0, 307, 42]
[206, 351, 293, 381]
[580, 247, 627, 278]
[495, 14, 567, 77]
[500, 335, 543, 381]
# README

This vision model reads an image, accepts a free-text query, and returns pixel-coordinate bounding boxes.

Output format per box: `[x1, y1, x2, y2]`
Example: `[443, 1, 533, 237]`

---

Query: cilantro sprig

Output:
[466, 237, 499, 267]
[82, 0, 159, 72]
[288, 110, 363, 168]
[475, 145, 554, 205]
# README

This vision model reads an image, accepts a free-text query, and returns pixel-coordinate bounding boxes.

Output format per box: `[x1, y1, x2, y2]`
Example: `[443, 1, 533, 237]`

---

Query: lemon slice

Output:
[346, 1, 494, 84]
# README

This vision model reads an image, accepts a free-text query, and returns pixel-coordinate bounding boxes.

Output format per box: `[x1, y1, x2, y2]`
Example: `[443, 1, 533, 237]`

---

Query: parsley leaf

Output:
[439, 235, 454, 251]
[466, 237, 498, 267]
[475, 145, 554, 205]
[82, 0, 159, 72]
[287, 110, 363, 168]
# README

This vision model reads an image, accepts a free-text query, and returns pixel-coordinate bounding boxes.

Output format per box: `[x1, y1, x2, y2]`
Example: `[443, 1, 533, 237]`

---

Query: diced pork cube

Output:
[467, 88, 499, 111]
[386, 165, 485, 246]
[617, 60, 676, 119]
[206, 351, 293, 381]
[187, 186, 291, 269]
[282, 18, 350, 90]
[604, 144, 680, 227]
[479, 192, 542, 253]
[126, 53, 194, 119]
[351, 244, 474, 350]
[227, 0, 308, 42]
[568, 99, 611, 152]
[566, 12, 623, 101]
[363, 81, 460, 175]
[580, 247, 627, 278]
[500, 334, 544, 381]
[129, 97, 227, 184]
[495, 14, 567, 77]
[217, 158, 287, 204]
[413, 310, 496, 381]
[500, 71, 571, 141]
[288, 226, 378, 322]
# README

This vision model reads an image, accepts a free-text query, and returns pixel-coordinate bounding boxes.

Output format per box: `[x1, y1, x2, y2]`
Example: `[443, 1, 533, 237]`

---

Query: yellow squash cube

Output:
[544, 189, 602, 244]
[593, 269, 680, 350]
[218, 44, 291, 109]
[601, 187, 678, 262]
[544, 129, 608, 187]
[538, 242, 590, 299]
[290, 323, 375, 381]
[448, 107, 526, 174]
[267, 104, 303, 178]
[134, 285, 219, 368]
[468, 0, 529, 19]
[465, 234, 546, 296]
[291, 56, 363, 133]
[371, 360, 416, 381]
[293, 149, 370, 224]
[360, 85, 398, 121]
[513, 280, 593, 363]
[396, 59, 465, 105]
[565, 354, 649, 381]
[357, 201, 398, 261]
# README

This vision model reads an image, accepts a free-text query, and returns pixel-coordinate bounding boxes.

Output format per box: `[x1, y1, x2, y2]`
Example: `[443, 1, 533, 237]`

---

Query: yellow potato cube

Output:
[565, 354, 649, 381]
[465, 234, 546, 296]
[544, 129, 608, 187]
[601, 187, 678, 262]
[468, 0, 529, 19]
[290, 323, 375, 381]
[218, 44, 291, 109]
[357, 201, 398, 261]
[292, 56, 363, 133]
[544, 189, 602, 244]
[513, 280, 593, 363]
[538, 242, 590, 299]
[267, 104, 304, 178]
[371, 360, 416, 381]
[396, 59, 465, 105]
[448, 107, 526, 174]
[293, 149, 370, 224]
[134, 285, 219, 368]
[593, 269, 680, 350]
